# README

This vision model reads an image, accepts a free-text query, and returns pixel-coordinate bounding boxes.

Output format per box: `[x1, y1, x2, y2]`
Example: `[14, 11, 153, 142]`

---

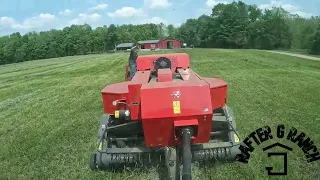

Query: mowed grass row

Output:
[0, 49, 319, 180]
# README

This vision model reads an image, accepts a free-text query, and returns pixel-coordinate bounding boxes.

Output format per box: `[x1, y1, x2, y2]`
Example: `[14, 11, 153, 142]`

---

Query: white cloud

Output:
[205, 0, 227, 8]
[258, 0, 313, 18]
[144, 0, 172, 9]
[197, 0, 228, 16]
[21, 13, 56, 29]
[59, 9, 72, 16]
[107, 7, 147, 18]
[138, 17, 167, 24]
[89, 4, 108, 11]
[294, 11, 313, 18]
[0, 13, 56, 31]
[69, 13, 101, 25]
[0, 17, 16, 30]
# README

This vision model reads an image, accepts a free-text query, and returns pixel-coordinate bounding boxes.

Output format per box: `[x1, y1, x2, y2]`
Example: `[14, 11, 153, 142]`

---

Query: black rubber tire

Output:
[90, 153, 98, 171]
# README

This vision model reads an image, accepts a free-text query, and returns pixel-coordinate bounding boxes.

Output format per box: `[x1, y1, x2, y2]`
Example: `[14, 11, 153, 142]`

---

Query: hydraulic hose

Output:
[182, 127, 192, 180]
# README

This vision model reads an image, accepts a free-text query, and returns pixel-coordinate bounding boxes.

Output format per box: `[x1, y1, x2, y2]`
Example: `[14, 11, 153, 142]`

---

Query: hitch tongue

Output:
[181, 127, 193, 180]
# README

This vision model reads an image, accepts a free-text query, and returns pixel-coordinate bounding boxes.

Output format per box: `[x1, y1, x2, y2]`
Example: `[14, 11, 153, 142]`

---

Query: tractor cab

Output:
[125, 53, 190, 81]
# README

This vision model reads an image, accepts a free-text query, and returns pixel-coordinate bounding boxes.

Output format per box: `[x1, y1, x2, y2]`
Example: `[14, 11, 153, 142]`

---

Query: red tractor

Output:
[90, 53, 242, 180]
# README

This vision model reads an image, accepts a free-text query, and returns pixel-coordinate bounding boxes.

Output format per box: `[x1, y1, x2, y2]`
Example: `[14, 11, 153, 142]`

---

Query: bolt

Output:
[169, 160, 175, 167]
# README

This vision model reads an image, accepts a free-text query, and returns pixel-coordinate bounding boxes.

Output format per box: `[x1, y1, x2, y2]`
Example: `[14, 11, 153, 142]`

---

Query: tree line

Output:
[0, 1, 320, 65]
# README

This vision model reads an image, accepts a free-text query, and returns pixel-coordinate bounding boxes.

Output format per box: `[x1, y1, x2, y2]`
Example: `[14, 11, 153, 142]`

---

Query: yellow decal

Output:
[234, 134, 240, 142]
[98, 142, 102, 150]
[115, 110, 119, 118]
[173, 101, 181, 114]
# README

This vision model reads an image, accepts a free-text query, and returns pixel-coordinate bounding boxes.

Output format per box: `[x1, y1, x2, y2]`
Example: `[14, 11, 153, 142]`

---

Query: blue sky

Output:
[0, 0, 319, 36]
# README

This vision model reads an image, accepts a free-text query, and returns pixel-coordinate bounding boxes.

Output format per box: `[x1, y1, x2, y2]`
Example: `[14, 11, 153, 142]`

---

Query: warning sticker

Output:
[98, 142, 102, 150]
[234, 134, 240, 142]
[115, 111, 119, 118]
[173, 101, 181, 114]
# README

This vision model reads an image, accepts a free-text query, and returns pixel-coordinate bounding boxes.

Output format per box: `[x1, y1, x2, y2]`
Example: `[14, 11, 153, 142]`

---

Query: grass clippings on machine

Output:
[90, 53, 242, 180]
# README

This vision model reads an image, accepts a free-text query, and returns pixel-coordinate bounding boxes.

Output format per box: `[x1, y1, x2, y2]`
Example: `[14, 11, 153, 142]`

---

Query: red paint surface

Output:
[140, 80, 211, 119]
[158, 38, 181, 49]
[100, 53, 228, 147]
[157, 68, 173, 82]
[177, 68, 200, 81]
[141, 38, 181, 49]
[203, 77, 228, 110]
[128, 84, 142, 120]
[143, 43, 158, 49]
[136, 53, 190, 72]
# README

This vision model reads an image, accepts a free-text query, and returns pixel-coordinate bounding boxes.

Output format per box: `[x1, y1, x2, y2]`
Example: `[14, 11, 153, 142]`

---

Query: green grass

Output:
[1, 49, 320, 180]
[277, 49, 320, 58]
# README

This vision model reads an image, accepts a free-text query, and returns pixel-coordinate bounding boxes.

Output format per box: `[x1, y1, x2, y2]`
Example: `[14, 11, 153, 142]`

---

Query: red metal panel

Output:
[142, 38, 181, 49]
[136, 53, 190, 71]
[173, 119, 198, 139]
[142, 115, 212, 147]
[128, 84, 142, 120]
[101, 71, 151, 115]
[140, 76, 213, 147]
[173, 40, 181, 48]
[157, 38, 181, 49]
[131, 70, 151, 83]
[157, 68, 173, 82]
[101, 93, 127, 114]
[203, 77, 228, 110]
[177, 68, 200, 81]
[174, 119, 198, 127]
[140, 80, 212, 119]
[144, 43, 151, 49]
[136, 56, 154, 71]
[142, 119, 173, 147]
[143, 43, 158, 49]
[101, 82, 131, 114]
[158, 40, 166, 49]
[127, 71, 151, 120]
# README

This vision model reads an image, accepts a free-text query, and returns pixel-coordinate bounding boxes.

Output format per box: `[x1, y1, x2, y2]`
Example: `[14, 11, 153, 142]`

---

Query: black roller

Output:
[181, 127, 192, 180]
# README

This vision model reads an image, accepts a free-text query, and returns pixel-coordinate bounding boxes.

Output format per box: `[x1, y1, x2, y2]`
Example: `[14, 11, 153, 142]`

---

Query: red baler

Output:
[90, 53, 241, 180]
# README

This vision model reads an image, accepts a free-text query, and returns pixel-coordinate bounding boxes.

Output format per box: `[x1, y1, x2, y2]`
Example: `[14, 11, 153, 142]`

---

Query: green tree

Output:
[310, 23, 320, 54]
[0, 0, 319, 65]
[167, 24, 176, 37]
